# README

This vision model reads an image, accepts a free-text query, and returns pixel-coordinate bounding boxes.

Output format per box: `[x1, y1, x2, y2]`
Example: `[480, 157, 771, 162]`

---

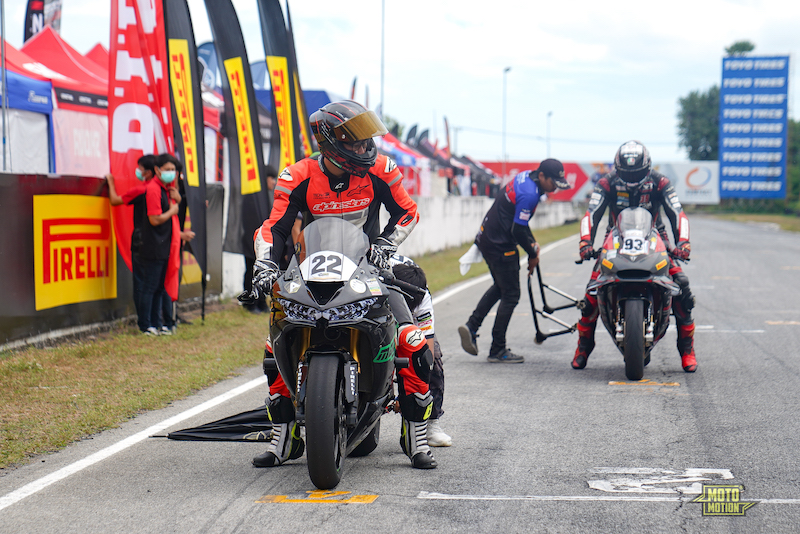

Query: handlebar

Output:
[379, 269, 427, 299]
[574, 248, 690, 265]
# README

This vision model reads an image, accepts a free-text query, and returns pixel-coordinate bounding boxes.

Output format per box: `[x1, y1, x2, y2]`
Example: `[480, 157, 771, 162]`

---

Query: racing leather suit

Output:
[577, 170, 696, 363]
[256, 154, 432, 413]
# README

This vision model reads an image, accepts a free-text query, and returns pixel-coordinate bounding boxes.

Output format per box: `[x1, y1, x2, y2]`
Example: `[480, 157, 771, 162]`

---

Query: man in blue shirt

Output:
[458, 159, 569, 363]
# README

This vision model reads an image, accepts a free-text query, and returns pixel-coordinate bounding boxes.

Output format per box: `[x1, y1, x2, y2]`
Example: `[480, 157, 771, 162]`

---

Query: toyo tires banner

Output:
[719, 55, 789, 199]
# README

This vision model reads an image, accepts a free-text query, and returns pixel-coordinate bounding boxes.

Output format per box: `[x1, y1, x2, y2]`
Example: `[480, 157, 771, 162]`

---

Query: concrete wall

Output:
[221, 198, 580, 298]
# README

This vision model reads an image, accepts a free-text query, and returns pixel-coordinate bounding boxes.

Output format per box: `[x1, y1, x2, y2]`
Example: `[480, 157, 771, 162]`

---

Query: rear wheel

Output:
[305, 355, 346, 489]
[623, 299, 645, 381]
[349, 420, 380, 457]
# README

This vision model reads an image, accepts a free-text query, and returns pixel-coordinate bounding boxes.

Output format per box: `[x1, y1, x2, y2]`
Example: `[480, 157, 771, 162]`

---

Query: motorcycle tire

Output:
[349, 420, 380, 458]
[623, 299, 645, 381]
[305, 354, 347, 489]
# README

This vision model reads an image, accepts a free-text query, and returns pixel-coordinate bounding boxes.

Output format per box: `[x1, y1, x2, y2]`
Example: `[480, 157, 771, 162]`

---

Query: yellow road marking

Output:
[766, 320, 800, 325]
[608, 379, 680, 387]
[256, 490, 378, 504]
[780, 266, 800, 270]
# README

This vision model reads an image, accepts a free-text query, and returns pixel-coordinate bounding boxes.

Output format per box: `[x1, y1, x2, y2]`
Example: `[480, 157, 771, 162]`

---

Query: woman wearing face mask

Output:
[136, 153, 182, 335]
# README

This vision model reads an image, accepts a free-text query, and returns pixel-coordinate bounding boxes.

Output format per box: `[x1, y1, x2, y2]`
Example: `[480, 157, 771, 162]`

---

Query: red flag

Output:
[109, 0, 179, 299]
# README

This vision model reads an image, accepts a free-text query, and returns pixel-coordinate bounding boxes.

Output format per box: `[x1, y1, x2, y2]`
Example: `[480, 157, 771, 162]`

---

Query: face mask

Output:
[135, 168, 145, 181]
[160, 170, 176, 184]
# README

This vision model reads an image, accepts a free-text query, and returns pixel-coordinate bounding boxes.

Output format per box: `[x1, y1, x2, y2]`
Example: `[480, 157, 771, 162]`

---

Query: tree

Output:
[725, 40, 755, 56]
[677, 86, 719, 160]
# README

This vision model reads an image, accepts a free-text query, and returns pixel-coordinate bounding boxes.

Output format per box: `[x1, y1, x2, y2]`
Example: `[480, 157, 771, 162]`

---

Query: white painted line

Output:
[432, 235, 576, 306]
[0, 376, 267, 512]
[417, 492, 800, 504]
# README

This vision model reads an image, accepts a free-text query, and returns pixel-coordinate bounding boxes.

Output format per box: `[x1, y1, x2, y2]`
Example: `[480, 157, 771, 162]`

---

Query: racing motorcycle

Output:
[261, 217, 421, 490]
[579, 207, 681, 381]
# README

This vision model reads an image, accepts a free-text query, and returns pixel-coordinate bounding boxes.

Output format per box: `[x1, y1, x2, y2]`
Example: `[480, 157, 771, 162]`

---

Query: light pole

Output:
[546, 111, 553, 158]
[502, 66, 510, 178]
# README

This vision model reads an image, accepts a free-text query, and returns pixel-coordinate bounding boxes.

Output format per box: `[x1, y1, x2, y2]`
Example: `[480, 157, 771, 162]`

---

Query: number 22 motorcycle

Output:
[580, 207, 681, 381]
[263, 217, 421, 489]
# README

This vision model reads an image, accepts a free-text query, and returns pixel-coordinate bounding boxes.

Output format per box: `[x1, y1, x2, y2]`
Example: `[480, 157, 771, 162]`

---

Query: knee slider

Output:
[398, 391, 433, 422]
[265, 393, 295, 424]
[579, 295, 598, 320]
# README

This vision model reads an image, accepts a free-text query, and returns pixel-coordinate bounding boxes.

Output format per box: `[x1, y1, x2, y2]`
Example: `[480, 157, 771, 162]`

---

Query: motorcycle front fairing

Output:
[268, 218, 397, 427]
[587, 208, 680, 351]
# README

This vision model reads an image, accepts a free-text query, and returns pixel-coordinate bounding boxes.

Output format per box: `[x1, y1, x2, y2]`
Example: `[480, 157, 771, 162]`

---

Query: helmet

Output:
[310, 100, 388, 177]
[614, 140, 651, 188]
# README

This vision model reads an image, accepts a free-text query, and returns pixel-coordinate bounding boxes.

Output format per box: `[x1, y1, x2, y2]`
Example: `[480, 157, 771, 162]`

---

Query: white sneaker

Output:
[426, 418, 452, 447]
[160, 326, 174, 336]
[143, 327, 159, 336]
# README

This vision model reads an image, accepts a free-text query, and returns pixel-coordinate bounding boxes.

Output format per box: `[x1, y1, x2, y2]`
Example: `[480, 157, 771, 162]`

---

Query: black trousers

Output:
[466, 255, 521, 355]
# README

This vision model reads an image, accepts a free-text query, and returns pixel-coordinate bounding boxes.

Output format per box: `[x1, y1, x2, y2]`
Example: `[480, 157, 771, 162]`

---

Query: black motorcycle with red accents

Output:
[579, 207, 681, 380]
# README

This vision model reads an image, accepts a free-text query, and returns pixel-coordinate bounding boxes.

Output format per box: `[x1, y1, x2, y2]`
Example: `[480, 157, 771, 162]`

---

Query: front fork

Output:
[614, 297, 655, 347]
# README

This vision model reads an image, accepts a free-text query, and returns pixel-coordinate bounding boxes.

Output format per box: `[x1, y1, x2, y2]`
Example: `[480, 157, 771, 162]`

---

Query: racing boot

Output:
[252, 394, 305, 467]
[677, 323, 697, 373]
[571, 318, 596, 370]
[398, 391, 437, 469]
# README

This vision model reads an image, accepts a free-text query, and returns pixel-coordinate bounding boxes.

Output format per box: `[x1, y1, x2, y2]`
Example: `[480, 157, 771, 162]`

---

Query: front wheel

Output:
[623, 299, 645, 381]
[305, 355, 347, 489]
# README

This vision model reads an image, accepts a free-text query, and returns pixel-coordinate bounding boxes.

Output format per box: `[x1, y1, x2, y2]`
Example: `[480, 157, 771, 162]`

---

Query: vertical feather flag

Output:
[204, 0, 270, 257]
[285, 1, 315, 157]
[257, 0, 300, 170]
[164, 0, 208, 289]
[108, 0, 180, 300]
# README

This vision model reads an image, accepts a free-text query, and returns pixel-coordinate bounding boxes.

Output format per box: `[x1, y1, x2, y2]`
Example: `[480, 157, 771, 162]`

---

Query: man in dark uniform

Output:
[458, 159, 570, 363]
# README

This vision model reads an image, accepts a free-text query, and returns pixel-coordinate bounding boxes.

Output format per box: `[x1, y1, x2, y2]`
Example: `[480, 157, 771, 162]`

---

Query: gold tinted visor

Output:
[333, 110, 388, 142]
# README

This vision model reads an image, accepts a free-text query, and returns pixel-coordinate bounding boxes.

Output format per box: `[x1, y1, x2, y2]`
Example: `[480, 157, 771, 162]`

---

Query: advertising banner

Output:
[52, 109, 109, 177]
[719, 55, 789, 199]
[33, 195, 117, 311]
[655, 162, 720, 205]
[108, 0, 175, 271]
[204, 0, 270, 257]
[166, 0, 208, 280]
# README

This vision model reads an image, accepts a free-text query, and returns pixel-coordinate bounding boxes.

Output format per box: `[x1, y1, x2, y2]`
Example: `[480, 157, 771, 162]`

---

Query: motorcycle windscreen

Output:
[299, 217, 370, 282]
[617, 208, 653, 257]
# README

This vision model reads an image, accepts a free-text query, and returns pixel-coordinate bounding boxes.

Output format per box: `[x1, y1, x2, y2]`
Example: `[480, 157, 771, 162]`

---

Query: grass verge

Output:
[0, 221, 579, 470]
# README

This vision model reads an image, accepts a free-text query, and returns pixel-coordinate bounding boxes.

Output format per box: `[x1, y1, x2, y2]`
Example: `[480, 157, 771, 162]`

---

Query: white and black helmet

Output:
[614, 140, 651, 188]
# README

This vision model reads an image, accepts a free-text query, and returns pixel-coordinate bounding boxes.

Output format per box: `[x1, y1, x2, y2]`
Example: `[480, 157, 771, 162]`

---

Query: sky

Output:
[2, 0, 799, 163]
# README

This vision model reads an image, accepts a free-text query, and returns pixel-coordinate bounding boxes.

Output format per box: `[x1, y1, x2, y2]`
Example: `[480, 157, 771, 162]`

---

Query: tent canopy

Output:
[85, 43, 109, 69]
[22, 26, 108, 87]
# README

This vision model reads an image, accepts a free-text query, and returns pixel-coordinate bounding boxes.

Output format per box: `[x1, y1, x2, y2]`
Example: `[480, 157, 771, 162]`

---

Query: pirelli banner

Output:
[0, 174, 224, 347]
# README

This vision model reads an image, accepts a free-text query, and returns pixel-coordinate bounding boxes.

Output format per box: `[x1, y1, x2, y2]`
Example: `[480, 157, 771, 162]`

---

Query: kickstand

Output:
[528, 264, 580, 344]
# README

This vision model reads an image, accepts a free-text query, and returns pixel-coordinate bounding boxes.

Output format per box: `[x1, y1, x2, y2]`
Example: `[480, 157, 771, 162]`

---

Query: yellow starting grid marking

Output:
[608, 379, 680, 387]
[256, 490, 378, 504]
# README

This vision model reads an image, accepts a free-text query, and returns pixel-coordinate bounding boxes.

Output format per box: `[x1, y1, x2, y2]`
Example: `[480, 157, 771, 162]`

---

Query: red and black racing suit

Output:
[577, 170, 696, 360]
[254, 154, 431, 421]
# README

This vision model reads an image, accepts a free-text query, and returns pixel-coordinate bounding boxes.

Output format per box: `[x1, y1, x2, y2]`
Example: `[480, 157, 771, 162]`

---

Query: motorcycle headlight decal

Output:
[276, 299, 320, 322]
[323, 298, 377, 322]
[602, 259, 614, 270]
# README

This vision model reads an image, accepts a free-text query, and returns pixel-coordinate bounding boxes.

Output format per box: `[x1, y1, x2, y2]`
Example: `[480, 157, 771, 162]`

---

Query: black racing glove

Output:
[579, 240, 594, 261]
[252, 259, 280, 297]
[367, 237, 397, 271]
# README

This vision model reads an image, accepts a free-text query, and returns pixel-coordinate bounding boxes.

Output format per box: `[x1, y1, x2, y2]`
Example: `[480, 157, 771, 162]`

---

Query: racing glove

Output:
[252, 259, 280, 296]
[579, 240, 594, 261]
[673, 241, 691, 261]
[368, 237, 397, 271]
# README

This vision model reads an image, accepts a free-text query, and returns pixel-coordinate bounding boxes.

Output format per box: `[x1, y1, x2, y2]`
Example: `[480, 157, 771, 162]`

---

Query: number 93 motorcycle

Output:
[581, 207, 681, 381]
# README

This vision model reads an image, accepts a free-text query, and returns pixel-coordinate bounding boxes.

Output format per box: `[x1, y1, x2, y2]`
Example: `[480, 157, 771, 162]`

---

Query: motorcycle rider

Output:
[250, 100, 437, 469]
[458, 159, 570, 363]
[572, 140, 697, 373]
